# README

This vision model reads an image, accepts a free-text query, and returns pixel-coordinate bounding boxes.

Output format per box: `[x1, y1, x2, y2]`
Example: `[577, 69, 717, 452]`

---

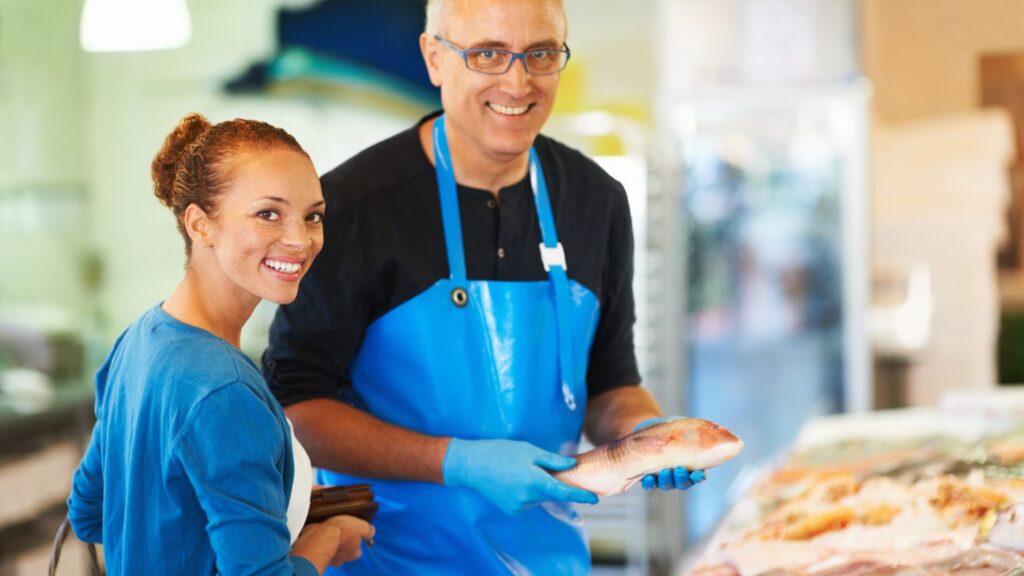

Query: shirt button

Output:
[487, 199, 497, 209]
[497, 247, 506, 259]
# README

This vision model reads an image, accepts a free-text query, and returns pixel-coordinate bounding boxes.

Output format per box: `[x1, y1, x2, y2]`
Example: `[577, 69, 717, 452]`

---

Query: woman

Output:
[67, 113, 373, 575]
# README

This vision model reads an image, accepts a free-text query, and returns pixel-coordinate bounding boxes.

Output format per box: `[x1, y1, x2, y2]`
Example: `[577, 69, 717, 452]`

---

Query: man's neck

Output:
[418, 119, 530, 196]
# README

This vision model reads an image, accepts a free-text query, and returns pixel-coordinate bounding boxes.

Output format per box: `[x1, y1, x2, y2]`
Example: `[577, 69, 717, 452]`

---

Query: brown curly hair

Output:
[151, 113, 310, 257]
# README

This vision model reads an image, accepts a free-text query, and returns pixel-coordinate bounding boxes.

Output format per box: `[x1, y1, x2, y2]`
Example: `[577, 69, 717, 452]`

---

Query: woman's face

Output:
[205, 146, 324, 306]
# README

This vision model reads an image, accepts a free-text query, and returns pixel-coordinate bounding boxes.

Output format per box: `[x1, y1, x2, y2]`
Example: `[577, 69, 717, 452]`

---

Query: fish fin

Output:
[628, 434, 670, 448]
[622, 473, 647, 492]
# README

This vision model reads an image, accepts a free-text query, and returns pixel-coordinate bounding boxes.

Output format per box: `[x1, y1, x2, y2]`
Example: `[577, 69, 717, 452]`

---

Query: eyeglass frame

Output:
[433, 35, 571, 76]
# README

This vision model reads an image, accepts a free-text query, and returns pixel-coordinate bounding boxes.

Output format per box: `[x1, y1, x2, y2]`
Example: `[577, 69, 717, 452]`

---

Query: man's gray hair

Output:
[424, 0, 566, 37]
[424, 0, 445, 35]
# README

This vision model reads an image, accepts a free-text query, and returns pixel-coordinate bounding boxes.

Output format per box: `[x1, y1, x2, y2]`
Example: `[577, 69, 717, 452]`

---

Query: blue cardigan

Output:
[68, 305, 318, 575]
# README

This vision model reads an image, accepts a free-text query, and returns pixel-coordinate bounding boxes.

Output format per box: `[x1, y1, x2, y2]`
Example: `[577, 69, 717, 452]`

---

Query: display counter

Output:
[0, 379, 93, 574]
[0, 379, 93, 450]
[682, 391, 1024, 575]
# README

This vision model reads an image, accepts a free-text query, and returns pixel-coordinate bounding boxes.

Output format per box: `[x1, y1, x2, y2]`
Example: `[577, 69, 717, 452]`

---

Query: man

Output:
[263, 0, 702, 573]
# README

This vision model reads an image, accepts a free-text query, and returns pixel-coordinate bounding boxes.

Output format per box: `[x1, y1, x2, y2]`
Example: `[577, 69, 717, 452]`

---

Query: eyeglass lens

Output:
[465, 49, 567, 74]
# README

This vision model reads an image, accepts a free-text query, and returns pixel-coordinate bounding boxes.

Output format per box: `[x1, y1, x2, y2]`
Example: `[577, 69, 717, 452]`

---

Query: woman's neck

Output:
[161, 263, 258, 348]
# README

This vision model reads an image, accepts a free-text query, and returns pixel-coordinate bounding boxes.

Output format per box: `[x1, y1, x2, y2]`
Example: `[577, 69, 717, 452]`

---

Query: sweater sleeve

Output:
[175, 383, 314, 576]
[68, 422, 104, 544]
[291, 556, 320, 576]
[68, 337, 122, 544]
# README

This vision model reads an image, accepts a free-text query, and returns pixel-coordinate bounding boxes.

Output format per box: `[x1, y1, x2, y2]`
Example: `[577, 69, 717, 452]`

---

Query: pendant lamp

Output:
[80, 0, 192, 52]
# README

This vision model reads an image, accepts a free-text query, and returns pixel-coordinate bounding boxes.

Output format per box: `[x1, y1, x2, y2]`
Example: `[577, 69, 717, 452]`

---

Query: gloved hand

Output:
[633, 417, 707, 491]
[443, 438, 599, 515]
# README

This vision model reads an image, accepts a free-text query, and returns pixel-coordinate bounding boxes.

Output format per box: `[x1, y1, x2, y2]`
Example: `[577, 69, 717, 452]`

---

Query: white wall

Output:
[81, 1, 416, 338]
[0, 0, 88, 317]
[657, 0, 858, 89]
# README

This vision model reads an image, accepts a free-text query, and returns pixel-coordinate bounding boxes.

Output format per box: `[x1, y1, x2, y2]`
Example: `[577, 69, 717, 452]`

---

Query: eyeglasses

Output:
[434, 35, 571, 76]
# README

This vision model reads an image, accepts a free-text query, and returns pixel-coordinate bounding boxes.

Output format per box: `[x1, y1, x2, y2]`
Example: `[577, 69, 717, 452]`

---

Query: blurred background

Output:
[2, 0, 1023, 574]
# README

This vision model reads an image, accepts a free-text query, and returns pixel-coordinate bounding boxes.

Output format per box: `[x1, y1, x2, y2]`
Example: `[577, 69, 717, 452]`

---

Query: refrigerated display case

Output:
[683, 394, 1024, 574]
[658, 82, 871, 544]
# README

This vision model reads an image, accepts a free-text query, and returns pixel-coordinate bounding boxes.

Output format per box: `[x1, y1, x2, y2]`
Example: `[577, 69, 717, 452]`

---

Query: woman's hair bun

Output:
[151, 113, 212, 210]
[150, 112, 309, 258]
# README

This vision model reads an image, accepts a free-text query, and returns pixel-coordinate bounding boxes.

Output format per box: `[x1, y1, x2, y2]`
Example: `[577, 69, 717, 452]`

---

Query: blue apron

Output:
[320, 115, 602, 575]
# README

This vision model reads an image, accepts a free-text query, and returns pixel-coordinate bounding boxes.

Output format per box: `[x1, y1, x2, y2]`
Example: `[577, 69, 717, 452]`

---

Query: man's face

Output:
[423, 0, 567, 165]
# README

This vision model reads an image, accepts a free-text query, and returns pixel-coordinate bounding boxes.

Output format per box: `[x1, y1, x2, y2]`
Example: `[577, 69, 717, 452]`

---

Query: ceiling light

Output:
[80, 0, 192, 53]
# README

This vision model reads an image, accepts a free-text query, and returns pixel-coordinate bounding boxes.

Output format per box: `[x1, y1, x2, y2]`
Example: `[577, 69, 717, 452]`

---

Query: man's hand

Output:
[633, 417, 707, 491]
[443, 438, 599, 515]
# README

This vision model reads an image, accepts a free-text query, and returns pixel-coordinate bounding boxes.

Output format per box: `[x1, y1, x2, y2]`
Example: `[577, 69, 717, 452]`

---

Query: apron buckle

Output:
[539, 242, 567, 272]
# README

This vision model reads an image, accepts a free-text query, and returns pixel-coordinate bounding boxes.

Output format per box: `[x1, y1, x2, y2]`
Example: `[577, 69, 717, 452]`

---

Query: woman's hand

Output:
[291, 515, 375, 572]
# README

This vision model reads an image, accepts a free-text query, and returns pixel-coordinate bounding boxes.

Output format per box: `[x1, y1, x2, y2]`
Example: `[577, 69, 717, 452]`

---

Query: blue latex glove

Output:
[443, 438, 599, 515]
[633, 417, 707, 492]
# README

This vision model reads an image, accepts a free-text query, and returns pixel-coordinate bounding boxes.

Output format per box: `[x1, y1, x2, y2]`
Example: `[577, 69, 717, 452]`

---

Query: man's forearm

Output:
[583, 386, 663, 446]
[285, 398, 449, 483]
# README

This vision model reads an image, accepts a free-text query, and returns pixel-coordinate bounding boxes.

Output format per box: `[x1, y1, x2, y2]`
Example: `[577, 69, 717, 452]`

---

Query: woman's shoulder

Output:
[161, 336, 269, 408]
[107, 305, 272, 410]
[96, 307, 288, 466]
[162, 342, 286, 452]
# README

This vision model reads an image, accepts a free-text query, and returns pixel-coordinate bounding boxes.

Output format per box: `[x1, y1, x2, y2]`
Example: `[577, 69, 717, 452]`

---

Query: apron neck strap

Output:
[431, 114, 577, 411]
[432, 116, 468, 283]
[528, 147, 559, 251]
[432, 115, 564, 282]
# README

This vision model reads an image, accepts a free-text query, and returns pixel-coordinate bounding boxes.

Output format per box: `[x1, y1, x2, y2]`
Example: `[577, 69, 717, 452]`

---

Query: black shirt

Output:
[263, 113, 641, 407]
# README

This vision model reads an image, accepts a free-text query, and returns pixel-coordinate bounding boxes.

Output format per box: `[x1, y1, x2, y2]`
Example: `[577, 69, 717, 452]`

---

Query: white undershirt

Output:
[285, 417, 313, 544]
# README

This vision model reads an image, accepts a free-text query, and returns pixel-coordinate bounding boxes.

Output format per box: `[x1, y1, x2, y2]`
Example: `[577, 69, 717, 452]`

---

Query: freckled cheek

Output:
[241, 235, 273, 258]
[215, 227, 260, 263]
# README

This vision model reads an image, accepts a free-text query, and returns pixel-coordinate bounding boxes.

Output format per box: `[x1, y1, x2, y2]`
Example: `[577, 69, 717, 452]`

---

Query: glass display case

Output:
[0, 182, 97, 378]
[663, 82, 871, 542]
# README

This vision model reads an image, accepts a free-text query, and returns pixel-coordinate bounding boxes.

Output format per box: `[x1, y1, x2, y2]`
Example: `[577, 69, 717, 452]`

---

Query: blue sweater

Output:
[68, 305, 318, 576]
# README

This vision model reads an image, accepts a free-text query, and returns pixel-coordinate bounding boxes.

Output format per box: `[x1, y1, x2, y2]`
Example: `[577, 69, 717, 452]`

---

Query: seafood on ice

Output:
[989, 501, 1024, 552]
